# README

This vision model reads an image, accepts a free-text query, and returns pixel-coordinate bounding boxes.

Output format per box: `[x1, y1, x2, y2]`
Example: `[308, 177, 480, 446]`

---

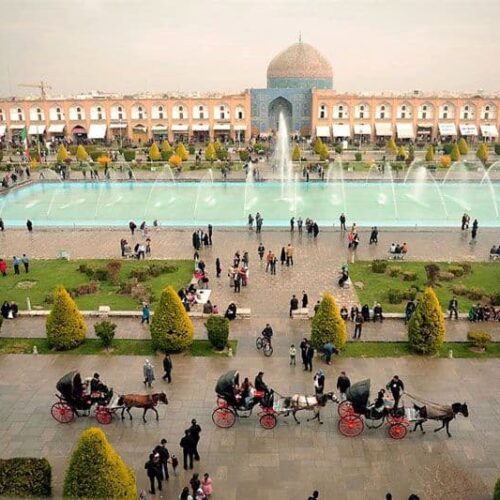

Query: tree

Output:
[161, 140, 172, 153]
[56, 145, 69, 164]
[476, 142, 489, 164]
[150, 285, 194, 352]
[205, 315, 230, 350]
[450, 143, 461, 162]
[169, 154, 182, 169]
[408, 143, 415, 162]
[149, 143, 161, 161]
[386, 137, 397, 156]
[175, 143, 189, 161]
[313, 137, 324, 155]
[310, 292, 347, 350]
[440, 155, 451, 168]
[292, 144, 301, 161]
[63, 427, 136, 499]
[494, 477, 500, 500]
[407, 287, 445, 355]
[205, 143, 217, 162]
[46, 285, 87, 350]
[319, 143, 329, 161]
[396, 145, 408, 161]
[94, 320, 116, 349]
[425, 145, 435, 162]
[76, 145, 88, 163]
[458, 137, 469, 155]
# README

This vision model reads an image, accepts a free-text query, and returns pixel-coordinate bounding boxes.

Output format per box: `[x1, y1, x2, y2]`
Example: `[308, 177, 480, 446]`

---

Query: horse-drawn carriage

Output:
[51, 371, 120, 425]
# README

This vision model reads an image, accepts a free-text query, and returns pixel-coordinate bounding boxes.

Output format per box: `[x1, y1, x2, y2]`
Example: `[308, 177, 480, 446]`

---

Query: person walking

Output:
[302, 291, 308, 309]
[336, 371, 351, 401]
[270, 253, 277, 275]
[280, 247, 286, 266]
[297, 217, 303, 233]
[286, 243, 294, 266]
[188, 419, 202, 461]
[215, 258, 221, 278]
[290, 217, 295, 232]
[289, 294, 299, 317]
[353, 311, 363, 339]
[314, 369, 325, 395]
[0, 217, 4, 231]
[162, 353, 172, 383]
[448, 297, 458, 320]
[12, 256, 20, 275]
[201, 472, 213, 498]
[265, 250, 273, 272]
[257, 243, 265, 261]
[141, 303, 150, 325]
[470, 219, 478, 244]
[143, 359, 155, 388]
[190, 473, 201, 498]
[26, 219, 33, 232]
[308, 491, 320, 500]
[339, 213, 346, 231]
[289, 344, 296, 365]
[305, 343, 315, 372]
[180, 430, 195, 470]
[22, 254, 29, 273]
[129, 220, 137, 235]
[300, 338, 308, 369]
[0, 258, 7, 277]
[144, 453, 162, 495]
[153, 438, 170, 481]
[207, 224, 213, 245]
[386, 375, 404, 409]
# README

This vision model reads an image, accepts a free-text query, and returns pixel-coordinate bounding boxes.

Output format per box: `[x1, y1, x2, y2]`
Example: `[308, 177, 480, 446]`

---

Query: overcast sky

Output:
[0, 0, 499, 97]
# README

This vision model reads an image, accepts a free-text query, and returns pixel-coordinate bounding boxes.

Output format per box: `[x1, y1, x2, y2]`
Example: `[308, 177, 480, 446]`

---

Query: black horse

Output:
[411, 402, 468, 437]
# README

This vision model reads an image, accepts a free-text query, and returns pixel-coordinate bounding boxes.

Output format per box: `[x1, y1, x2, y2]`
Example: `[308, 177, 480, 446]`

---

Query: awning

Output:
[375, 123, 392, 136]
[192, 124, 209, 131]
[28, 124, 46, 135]
[417, 124, 432, 135]
[438, 123, 457, 136]
[0, 125, 6, 137]
[354, 124, 372, 135]
[396, 123, 414, 139]
[9, 124, 26, 130]
[48, 124, 65, 134]
[316, 126, 330, 137]
[459, 124, 478, 136]
[152, 124, 167, 132]
[480, 124, 498, 138]
[132, 124, 147, 132]
[88, 124, 107, 139]
[72, 126, 86, 135]
[109, 123, 127, 129]
[233, 125, 247, 131]
[172, 124, 189, 132]
[214, 124, 231, 131]
[332, 124, 351, 137]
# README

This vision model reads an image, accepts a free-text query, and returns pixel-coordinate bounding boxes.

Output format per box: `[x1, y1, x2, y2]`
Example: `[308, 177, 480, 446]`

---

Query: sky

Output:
[0, 0, 499, 97]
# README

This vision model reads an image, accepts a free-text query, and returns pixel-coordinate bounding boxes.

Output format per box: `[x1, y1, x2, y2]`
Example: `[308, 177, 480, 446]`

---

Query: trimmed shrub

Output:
[106, 260, 122, 285]
[46, 285, 87, 350]
[89, 151, 102, 161]
[450, 143, 461, 162]
[440, 155, 451, 168]
[239, 150, 250, 162]
[64, 427, 136, 499]
[467, 330, 491, 350]
[386, 137, 397, 155]
[447, 265, 464, 277]
[354, 151, 362, 161]
[451, 284, 468, 296]
[424, 263, 440, 286]
[387, 288, 403, 304]
[56, 145, 69, 163]
[466, 287, 485, 301]
[402, 271, 417, 281]
[149, 143, 161, 161]
[205, 315, 230, 350]
[458, 137, 469, 155]
[490, 292, 500, 306]
[476, 142, 489, 164]
[292, 144, 301, 161]
[0, 458, 51, 497]
[123, 150, 136, 162]
[72, 281, 100, 297]
[161, 150, 173, 161]
[205, 143, 216, 161]
[442, 143, 453, 155]
[161, 140, 171, 153]
[459, 262, 472, 275]
[76, 145, 89, 162]
[408, 287, 445, 355]
[386, 265, 402, 277]
[334, 144, 343, 154]
[310, 292, 347, 349]
[175, 143, 189, 161]
[425, 145, 435, 162]
[150, 285, 194, 352]
[438, 271, 455, 281]
[371, 260, 388, 273]
[494, 477, 500, 499]
[169, 154, 182, 169]
[313, 137, 324, 155]
[94, 320, 117, 348]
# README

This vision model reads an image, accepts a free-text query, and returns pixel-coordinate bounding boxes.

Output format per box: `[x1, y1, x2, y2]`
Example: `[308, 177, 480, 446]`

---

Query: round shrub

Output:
[371, 260, 388, 273]
[386, 265, 402, 277]
[205, 315, 230, 350]
[387, 288, 403, 304]
[94, 320, 117, 349]
[451, 284, 468, 296]
[466, 287, 485, 301]
[447, 265, 464, 277]
[459, 262, 472, 275]
[467, 330, 491, 350]
[424, 263, 440, 286]
[311, 292, 347, 349]
[0, 458, 51, 497]
[490, 292, 500, 306]
[402, 271, 417, 282]
[122, 150, 136, 162]
[239, 150, 250, 162]
[438, 271, 455, 281]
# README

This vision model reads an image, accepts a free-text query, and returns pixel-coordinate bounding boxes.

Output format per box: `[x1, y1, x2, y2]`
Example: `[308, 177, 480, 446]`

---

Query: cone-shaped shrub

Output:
[205, 143, 216, 161]
[56, 145, 69, 163]
[149, 143, 161, 161]
[408, 287, 445, 355]
[63, 427, 136, 499]
[458, 137, 469, 155]
[150, 285, 194, 352]
[313, 137, 324, 155]
[46, 285, 86, 350]
[476, 142, 489, 164]
[169, 154, 182, 168]
[425, 145, 435, 161]
[450, 143, 461, 162]
[76, 145, 88, 163]
[292, 144, 301, 161]
[386, 137, 397, 155]
[311, 292, 347, 349]
[319, 143, 329, 161]
[161, 140, 172, 153]
[175, 143, 189, 161]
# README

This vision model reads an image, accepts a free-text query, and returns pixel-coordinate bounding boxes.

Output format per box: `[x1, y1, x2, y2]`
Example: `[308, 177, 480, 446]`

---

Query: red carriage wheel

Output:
[216, 397, 228, 408]
[259, 413, 277, 429]
[95, 408, 113, 425]
[51, 402, 75, 423]
[338, 415, 364, 437]
[337, 400, 353, 417]
[388, 422, 407, 440]
[212, 407, 236, 428]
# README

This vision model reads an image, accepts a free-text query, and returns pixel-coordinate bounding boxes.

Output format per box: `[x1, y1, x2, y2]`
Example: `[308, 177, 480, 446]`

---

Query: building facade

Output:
[0, 39, 498, 145]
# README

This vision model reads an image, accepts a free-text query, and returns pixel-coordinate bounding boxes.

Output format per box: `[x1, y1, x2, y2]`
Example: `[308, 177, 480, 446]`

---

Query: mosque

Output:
[0, 39, 498, 145]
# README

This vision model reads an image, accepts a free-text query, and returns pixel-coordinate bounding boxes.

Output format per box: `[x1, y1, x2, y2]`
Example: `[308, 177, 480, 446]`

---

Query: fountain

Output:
[143, 164, 178, 218]
[193, 169, 215, 222]
[244, 161, 258, 212]
[326, 156, 347, 215]
[39, 167, 63, 182]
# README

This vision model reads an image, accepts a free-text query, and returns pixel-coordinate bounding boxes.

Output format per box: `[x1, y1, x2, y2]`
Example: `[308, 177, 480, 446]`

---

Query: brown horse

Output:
[117, 392, 168, 422]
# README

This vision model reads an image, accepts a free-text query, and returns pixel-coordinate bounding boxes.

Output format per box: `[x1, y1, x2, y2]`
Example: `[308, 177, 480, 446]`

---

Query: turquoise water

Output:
[1, 181, 499, 227]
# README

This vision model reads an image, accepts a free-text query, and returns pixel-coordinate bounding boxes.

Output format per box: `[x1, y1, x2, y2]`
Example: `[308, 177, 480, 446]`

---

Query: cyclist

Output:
[261, 323, 274, 347]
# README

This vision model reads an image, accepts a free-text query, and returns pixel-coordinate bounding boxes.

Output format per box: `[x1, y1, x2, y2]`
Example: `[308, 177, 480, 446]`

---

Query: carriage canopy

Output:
[215, 370, 240, 401]
[56, 370, 83, 402]
[345, 379, 371, 413]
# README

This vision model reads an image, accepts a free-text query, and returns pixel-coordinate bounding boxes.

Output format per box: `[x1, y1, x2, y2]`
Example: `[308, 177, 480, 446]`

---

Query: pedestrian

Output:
[386, 375, 404, 409]
[190, 473, 201, 497]
[314, 369, 325, 395]
[234, 272, 241, 293]
[129, 220, 137, 235]
[0, 258, 7, 276]
[286, 243, 294, 266]
[0, 217, 4, 231]
[297, 216, 303, 233]
[470, 219, 478, 244]
[461, 213, 467, 230]
[162, 353, 172, 383]
[13, 256, 20, 275]
[153, 438, 170, 481]
[339, 213, 346, 231]
[143, 359, 155, 388]
[179, 486, 193, 500]
[448, 297, 458, 320]
[180, 430, 195, 470]
[26, 219, 33, 232]
[353, 311, 363, 339]
[207, 224, 213, 245]
[141, 303, 150, 325]
[201, 472, 213, 498]
[258, 242, 265, 261]
[270, 254, 277, 275]
[189, 418, 202, 461]
[290, 216, 295, 231]
[305, 343, 314, 372]
[300, 338, 308, 369]
[336, 371, 351, 401]
[215, 258, 221, 278]
[144, 453, 162, 495]
[280, 246, 286, 265]
[248, 213, 254, 230]
[308, 490, 320, 500]
[289, 294, 299, 317]
[289, 344, 296, 365]
[302, 290, 308, 308]
[369, 226, 378, 244]
[21, 254, 29, 273]
[313, 222, 319, 238]
[170, 454, 179, 476]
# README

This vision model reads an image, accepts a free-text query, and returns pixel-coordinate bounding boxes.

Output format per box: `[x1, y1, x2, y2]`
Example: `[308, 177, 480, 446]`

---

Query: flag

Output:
[19, 127, 30, 160]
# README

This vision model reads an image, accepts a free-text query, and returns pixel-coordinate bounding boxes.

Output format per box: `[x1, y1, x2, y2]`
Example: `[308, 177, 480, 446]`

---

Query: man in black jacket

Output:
[289, 294, 299, 317]
[386, 375, 405, 409]
[300, 338, 308, 369]
[180, 430, 195, 470]
[162, 354, 172, 383]
[188, 419, 202, 461]
[144, 453, 162, 495]
[336, 371, 351, 401]
[448, 297, 458, 320]
[305, 343, 315, 372]
[153, 438, 170, 481]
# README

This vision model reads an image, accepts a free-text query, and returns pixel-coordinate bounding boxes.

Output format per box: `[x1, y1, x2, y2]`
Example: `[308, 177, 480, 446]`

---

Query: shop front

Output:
[459, 124, 478, 144]
[71, 125, 87, 143]
[234, 125, 247, 143]
[375, 122, 392, 146]
[416, 124, 433, 143]
[152, 124, 168, 142]
[396, 123, 414, 143]
[438, 123, 457, 143]
[171, 124, 189, 143]
[315, 125, 331, 142]
[353, 124, 372, 144]
[88, 124, 107, 143]
[192, 124, 209, 144]
[132, 124, 147, 144]
[48, 124, 66, 142]
[332, 124, 351, 145]
[214, 123, 231, 142]
[109, 123, 128, 146]
[480, 124, 498, 142]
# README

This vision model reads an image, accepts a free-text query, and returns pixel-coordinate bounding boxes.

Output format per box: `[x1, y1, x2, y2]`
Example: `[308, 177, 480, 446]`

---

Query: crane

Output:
[18, 81, 52, 99]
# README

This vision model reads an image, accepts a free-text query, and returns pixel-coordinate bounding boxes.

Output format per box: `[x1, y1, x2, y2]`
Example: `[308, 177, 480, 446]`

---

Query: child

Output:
[169, 454, 179, 476]
[289, 344, 296, 365]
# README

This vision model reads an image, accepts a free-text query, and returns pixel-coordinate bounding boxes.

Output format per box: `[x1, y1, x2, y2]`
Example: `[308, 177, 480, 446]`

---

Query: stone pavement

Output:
[0, 353, 498, 499]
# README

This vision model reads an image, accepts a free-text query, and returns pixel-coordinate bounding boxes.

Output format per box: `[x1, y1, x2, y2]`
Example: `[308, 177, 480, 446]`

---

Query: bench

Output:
[292, 308, 309, 319]
[388, 252, 405, 260]
[236, 307, 251, 319]
[489, 254, 499, 261]
[98, 306, 111, 316]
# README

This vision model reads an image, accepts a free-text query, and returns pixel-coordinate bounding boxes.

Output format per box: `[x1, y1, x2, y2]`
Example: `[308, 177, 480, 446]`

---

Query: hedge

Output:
[206, 315, 230, 350]
[0, 458, 51, 497]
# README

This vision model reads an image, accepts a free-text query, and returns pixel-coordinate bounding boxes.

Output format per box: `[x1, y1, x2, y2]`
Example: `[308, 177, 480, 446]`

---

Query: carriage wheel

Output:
[216, 397, 228, 408]
[260, 413, 277, 429]
[338, 415, 364, 437]
[338, 400, 353, 418]
[255, 337, 263, 350]
[212, 407, 236, 428]
[263, 344, 273, 357]
[51, 402, 75, 423]
[95, 408, 113, 425]
[389, 422, 407, 440]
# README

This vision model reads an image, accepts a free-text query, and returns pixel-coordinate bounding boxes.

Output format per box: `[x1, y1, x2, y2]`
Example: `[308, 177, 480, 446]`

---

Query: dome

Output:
[267, 41, 333, 89]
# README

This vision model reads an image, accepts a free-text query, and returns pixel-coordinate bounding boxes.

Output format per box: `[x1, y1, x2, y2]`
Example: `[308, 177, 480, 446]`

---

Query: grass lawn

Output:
[349, 261, 500, 313]
[0, 338, 238, 357]
[1, 259, 192, 310]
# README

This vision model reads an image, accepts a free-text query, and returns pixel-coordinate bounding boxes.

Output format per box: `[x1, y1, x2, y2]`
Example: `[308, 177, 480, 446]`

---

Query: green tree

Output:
[46, 285, 87, 350]
[205, 315, 230, 350]
[56, 145, 69, 163]
[407, 287, 445, 355]
[450, 143, 461, 162]
[292, 144, 301, 161]
[476, 142, 489, 164]
[457, 137, 469, 155]
[319, 143, 329, 161]
[205, 143, 217, 162]
[175, 143, 189, 161]
[494, 477, 500, 500]
[386, 137, 397, 156]
[408, 143, 415, 162]
[161, 140, 172, 153]
[396, 145, 408, 161]
[64, 427, 136, 499]
[149, 143, 161, 161]
[150, 285, 194, 352]
[425, 145, 435, 162]
[76, 145, 88, 163]
[313, 137, 324, 155]
[310, 292, 347, 350]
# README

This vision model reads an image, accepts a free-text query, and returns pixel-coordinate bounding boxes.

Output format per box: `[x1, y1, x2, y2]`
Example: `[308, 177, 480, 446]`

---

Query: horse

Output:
[411, 402, 468, 438]
[117, 392, 168, 422]
[281, 392, 338, 424]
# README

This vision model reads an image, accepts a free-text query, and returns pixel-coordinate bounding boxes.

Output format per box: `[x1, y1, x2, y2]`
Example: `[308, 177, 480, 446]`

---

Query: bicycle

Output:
[256, 336, 273, 357]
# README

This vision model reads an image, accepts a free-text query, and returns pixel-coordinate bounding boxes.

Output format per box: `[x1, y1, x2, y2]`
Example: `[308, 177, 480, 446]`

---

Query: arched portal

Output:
[268, 97, 292, 133]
